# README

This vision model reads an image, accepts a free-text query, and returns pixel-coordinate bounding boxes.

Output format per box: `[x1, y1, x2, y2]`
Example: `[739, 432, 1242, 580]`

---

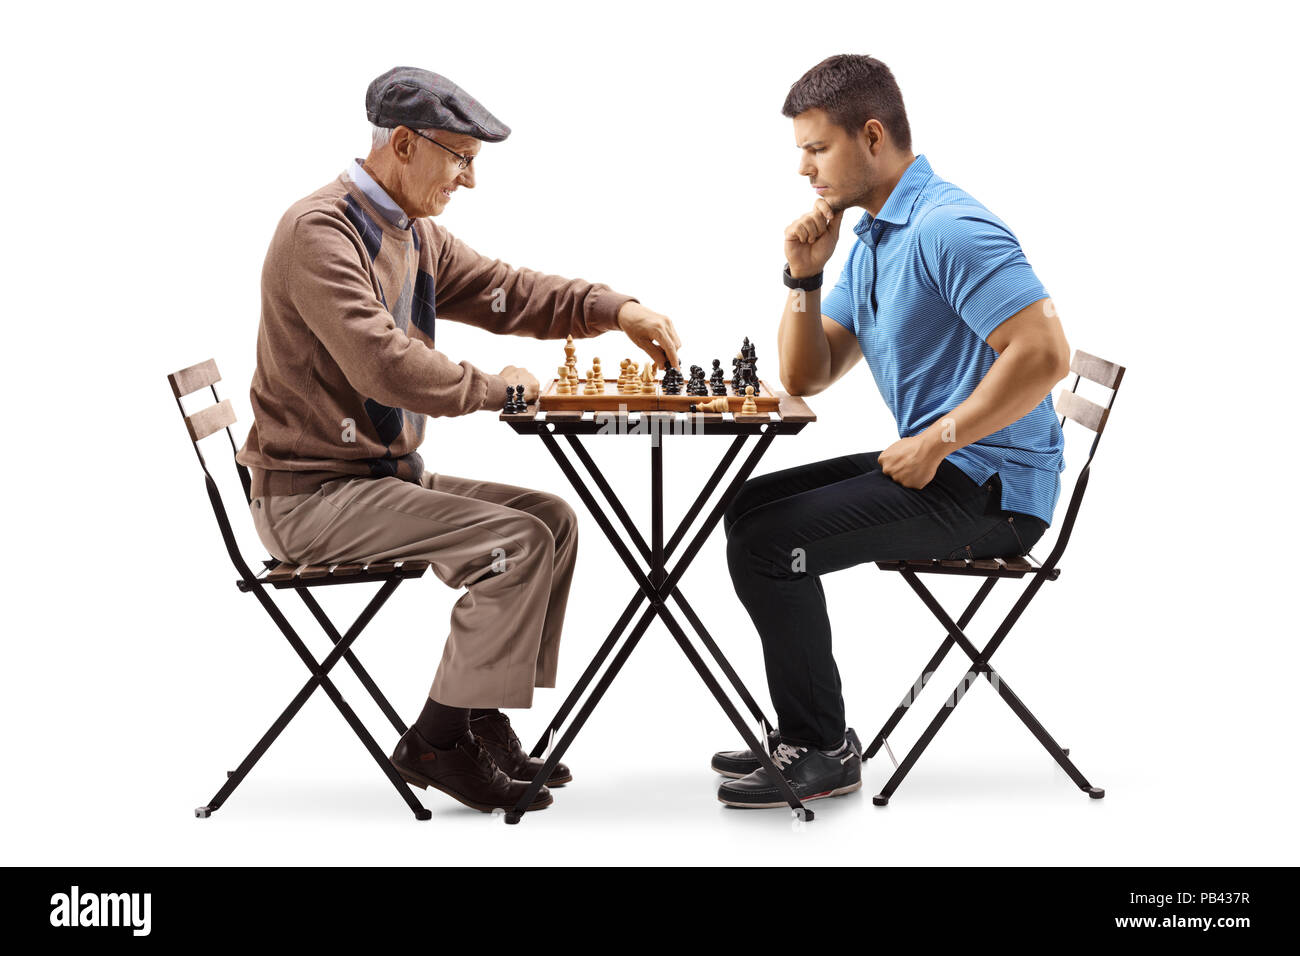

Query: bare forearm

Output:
[777, 288, 830, 395]
[917, 343, 1067, 457]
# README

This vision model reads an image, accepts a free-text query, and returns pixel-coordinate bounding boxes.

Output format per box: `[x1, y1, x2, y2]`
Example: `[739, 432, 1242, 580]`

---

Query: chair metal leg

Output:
[296, 587, 408, 735]
[871, 569, 1103, 806]
[197, 578, 431, 821]
[865, 577, 998, 760]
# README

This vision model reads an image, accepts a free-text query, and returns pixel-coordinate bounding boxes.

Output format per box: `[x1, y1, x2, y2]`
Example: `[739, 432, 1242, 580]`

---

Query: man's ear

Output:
[391, 126, 416, 164]
[863, 119, 884, 153]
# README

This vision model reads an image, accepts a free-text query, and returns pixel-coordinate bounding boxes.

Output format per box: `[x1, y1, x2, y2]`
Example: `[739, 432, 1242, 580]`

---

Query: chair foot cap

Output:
[195, 806, 213, 818]
[872, 794, 890, 807]
[1087, 787, 1105, 799]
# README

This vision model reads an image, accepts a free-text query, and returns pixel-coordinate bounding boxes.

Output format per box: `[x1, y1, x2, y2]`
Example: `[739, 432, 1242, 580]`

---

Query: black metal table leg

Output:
[508, 424, 806, 823]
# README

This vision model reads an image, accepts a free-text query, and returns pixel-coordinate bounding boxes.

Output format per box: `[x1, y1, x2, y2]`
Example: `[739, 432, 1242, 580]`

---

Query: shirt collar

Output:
[348, 159, 412, 230]
[854, 154, 934, 240]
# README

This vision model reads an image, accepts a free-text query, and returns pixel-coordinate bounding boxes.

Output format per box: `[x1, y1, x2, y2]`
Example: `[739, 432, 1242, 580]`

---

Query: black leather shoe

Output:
[717, 739, 862, 809]
[711, 730, 783, 778]
[712, 727, 863, 779]
[470, 712, 572, 787]
[390, 728, 552, 813]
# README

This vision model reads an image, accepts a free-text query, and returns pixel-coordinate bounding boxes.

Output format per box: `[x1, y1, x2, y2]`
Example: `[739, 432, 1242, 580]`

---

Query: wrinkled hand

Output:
[784, 197, 844, 279]
[498, 365, 539, 402]
[617, 301, 681, 370]
[878, 435, 943, 489]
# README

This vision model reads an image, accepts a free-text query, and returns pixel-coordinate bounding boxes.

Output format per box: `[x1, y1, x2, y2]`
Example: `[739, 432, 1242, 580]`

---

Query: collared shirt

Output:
[822, 154, 1065, 526]
[348, 159, 412, 230]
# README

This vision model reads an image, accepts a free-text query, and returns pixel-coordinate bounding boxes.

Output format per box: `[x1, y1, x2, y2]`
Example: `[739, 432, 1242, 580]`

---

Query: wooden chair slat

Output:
[1070, 350, 1125, 390]
[1002, 555, 1034, 572]
[365, 562, 399, 574]
[265, 566, 299, 583]
[400, 560, 431, 575]
[295, 565, 330, 579]
[970, 558, 1004, 571]
[185, 399, 237, 442]
[168, 358, 221, 398]
[940, 559, 971, 569]
[330, 564, 365, 577]
[1056, 389, 1109, 433]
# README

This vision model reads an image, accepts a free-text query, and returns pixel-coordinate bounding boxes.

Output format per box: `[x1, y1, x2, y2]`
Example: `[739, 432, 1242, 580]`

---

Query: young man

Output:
[237, 67, 680, 814]
[713, 55, 1071, 809]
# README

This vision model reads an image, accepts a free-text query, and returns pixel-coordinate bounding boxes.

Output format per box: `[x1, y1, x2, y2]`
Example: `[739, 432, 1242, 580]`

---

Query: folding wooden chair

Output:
[866, 349, 1125, 805]
[168, 358, 433, 821]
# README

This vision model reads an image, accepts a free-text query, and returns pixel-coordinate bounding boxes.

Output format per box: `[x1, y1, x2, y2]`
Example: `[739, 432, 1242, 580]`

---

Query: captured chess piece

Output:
[689, 395, 730, 413]
[741, 385, 757, 415]
[504, 384, 527, 414]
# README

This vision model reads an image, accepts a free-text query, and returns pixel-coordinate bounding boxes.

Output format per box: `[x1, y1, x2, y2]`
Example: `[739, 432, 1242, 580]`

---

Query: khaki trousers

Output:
[249, 471, 578, 709]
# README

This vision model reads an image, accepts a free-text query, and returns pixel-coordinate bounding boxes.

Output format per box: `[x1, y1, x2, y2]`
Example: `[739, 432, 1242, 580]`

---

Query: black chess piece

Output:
[687, 365, 708, 397]
[709, 359, 726, 396]
[661, 365, 683, 395]
[505, 384, 526, 414]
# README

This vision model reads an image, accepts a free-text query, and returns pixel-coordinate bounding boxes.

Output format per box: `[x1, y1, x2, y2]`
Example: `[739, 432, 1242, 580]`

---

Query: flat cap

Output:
[366, 66, 510, 142]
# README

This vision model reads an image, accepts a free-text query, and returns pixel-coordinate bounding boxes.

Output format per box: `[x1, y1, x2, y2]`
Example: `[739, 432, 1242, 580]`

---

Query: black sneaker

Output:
[717, 739, 862, 809]
[711, 730, 783, 778]
[711, 727, 863, 779]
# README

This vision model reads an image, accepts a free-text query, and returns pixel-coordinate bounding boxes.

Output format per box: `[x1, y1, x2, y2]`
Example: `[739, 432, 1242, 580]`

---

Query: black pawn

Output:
[710, 359, 726, 396]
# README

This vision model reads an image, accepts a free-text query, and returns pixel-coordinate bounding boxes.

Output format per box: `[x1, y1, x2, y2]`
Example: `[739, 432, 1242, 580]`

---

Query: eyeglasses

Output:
[411, 129, 474, 171]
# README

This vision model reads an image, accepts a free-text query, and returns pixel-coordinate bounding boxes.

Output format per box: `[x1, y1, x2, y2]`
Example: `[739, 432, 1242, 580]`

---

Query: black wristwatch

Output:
[783, 264, 823, 291]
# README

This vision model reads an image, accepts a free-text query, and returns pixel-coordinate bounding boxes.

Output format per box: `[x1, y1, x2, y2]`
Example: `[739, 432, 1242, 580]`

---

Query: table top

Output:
[500, 391, 816, 436]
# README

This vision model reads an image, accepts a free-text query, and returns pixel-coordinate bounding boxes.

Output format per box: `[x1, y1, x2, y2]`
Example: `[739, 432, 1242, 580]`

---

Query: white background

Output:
[3, 0, 1297, 866]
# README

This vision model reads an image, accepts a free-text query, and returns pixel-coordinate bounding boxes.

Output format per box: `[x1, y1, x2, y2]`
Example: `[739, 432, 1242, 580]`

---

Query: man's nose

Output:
[458, 165, 476, 189]
[798, 157, 816, 178]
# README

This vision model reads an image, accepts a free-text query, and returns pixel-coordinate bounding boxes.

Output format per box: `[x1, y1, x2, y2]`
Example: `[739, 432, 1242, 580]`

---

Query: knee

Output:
[723, 477, 762, 536]
[503, 513, 555, 569]
[534, 495, 578, 548]
[727, 510, 803, 582]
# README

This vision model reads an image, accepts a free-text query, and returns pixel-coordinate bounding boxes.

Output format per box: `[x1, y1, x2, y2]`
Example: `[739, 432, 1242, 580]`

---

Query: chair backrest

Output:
[1039, 348, 1126, 571]
[168, 358, 260, 582]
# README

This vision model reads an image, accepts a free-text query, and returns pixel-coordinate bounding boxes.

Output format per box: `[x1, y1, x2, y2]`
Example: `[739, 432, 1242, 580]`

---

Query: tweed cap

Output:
[365, 66, 510, 142]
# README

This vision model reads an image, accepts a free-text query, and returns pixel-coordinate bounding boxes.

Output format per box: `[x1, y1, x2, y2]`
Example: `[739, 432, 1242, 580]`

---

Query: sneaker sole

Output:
[711, 763, 751, 779]
[717, 779, 863, 809]
[393, 763, 553, 813]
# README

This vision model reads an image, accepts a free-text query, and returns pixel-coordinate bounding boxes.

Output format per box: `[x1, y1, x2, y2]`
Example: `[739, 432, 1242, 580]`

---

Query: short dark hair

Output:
[782, 54, 912, 151]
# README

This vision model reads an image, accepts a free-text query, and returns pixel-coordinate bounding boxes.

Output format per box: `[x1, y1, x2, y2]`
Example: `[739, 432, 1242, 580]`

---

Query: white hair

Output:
[371, 124, 393, 151]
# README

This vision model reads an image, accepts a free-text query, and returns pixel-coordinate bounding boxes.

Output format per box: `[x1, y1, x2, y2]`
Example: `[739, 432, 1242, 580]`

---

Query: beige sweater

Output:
[237, 173, 634, 497]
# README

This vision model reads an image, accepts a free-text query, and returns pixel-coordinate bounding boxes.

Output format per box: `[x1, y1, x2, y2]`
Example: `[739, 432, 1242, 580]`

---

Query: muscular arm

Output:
[880, 297, 1072, 488]
[777, 288, 862, 396]
[777, 199, 862, 396]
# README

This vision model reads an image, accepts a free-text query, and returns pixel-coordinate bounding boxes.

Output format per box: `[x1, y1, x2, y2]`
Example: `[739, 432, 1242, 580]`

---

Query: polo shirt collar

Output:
[348, 159, 412, 230]
[854, 154, 934, 241]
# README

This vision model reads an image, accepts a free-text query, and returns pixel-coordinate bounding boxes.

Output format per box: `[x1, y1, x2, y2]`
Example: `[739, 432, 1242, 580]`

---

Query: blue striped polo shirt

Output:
[822, 154, 1065, 526]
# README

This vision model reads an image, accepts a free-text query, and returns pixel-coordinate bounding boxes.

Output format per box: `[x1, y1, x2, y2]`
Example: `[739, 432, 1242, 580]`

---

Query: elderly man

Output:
[711, 54, 1071, 808]
[237, 67, 680, 814]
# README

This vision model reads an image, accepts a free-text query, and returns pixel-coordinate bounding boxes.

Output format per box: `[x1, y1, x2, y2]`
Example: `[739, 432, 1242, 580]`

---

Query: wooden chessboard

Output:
[539, 378, 782, 413]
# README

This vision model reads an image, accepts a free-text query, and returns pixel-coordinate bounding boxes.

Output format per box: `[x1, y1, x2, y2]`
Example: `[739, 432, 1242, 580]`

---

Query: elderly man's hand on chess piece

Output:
[785, 197, 845, 279]
[878, 433, 945, 490]
[499, 365, 539, 402]
[617, 301, 681, 370]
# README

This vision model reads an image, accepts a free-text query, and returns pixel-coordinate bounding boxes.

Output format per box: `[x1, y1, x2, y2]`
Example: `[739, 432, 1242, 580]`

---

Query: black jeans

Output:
[723, 451, 1048, 749]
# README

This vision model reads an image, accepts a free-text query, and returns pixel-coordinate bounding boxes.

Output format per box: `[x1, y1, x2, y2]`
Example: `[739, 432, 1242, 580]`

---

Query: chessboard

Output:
[529, 334, 779, 414]
[539, 378, 782, 413]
